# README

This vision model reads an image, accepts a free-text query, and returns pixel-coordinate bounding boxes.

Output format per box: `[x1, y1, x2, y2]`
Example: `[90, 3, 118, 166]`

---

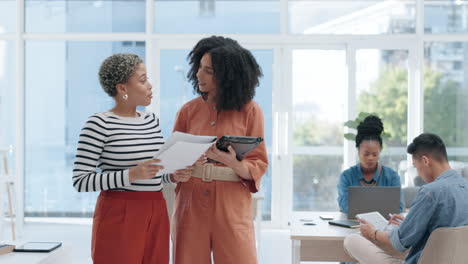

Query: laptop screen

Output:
[348, 186, 400, 219]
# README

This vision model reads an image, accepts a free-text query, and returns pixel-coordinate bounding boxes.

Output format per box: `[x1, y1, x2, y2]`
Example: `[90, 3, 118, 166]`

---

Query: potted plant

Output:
[343, 112, 391, 141]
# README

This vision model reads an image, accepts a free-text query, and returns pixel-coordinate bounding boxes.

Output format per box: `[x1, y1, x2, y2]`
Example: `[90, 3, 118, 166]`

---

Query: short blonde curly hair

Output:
[98, 53, 143, 97]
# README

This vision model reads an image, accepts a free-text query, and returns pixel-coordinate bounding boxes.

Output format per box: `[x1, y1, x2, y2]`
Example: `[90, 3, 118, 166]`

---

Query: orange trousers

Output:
[92, 190, 170, 264]
[171, 178, 256, 264]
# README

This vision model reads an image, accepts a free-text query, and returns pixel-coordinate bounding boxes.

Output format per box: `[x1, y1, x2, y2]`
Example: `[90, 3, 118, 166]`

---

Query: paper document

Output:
[155, 132, 216, 175]
[356, 211, 397, 231]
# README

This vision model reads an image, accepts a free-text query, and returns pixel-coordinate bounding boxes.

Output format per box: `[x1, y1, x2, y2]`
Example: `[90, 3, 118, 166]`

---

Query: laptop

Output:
[348, 186, 400, 220]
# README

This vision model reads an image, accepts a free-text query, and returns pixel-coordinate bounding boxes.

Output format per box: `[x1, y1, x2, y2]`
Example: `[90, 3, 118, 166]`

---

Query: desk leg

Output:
[292, 239, 301, 264]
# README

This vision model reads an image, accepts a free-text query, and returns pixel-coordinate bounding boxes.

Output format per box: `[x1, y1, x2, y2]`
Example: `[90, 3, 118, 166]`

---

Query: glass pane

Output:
[425, 0, 468, 34]
[0, 40, 15, 174]
[160, 49, 273, 220]
[424, 42, 468, 163]
[293, 156, 341, 211]
[154, 1, 280, 34]
[159, 50, 197, 140]
[26, 0, 145, 33]
[254, 50, 273, 220]
[381, 153, 408, 185]
[356, 49, 409, 173]
[0, 1, 15, 33]
[261, 155, 272, 220]
[25, 41, 145, 216]
[289, 0, 416, 35]
[292, 49, 346, 211]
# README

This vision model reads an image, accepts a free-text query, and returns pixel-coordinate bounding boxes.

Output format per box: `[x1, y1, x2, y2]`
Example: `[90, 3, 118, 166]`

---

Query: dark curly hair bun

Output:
[355, 115, 384, 148]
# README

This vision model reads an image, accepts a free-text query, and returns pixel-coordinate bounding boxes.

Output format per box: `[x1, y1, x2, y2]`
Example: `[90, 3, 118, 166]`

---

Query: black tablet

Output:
[328, 219, 360, 228]
[216, 136, 263, 161]
[13, 242, 62, 253]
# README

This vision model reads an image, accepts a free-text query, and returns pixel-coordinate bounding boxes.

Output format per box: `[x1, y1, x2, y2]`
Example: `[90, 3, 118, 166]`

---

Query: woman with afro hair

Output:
[170, 36, 268, 264]
[337, 115, 404, 214]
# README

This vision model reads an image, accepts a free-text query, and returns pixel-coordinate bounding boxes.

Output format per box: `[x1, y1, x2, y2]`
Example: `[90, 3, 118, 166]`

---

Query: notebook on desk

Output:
[328, 219, 360, 228]
[348, 186, 400, 220]
[0, 244, 14, 255]
[13, 242, 62, 253]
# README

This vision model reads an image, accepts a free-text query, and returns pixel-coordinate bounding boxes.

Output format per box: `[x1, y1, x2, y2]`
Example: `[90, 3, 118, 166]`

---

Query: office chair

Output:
[418, 225, 468, 264]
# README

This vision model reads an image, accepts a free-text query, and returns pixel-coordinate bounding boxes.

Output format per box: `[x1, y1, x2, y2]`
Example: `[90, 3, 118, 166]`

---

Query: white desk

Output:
[291, 212, 358, 263]
[0, 244, 71, 264]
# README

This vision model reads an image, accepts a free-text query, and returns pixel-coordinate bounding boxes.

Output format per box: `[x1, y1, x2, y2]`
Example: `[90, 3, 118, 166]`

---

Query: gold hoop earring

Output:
[123, 94, 128, 100]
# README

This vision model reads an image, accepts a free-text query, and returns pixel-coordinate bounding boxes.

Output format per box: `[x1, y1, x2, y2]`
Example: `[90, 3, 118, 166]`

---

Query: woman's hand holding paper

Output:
[129, 159, 164, 182]
[172, 166, 195, 182]
[194, 153, 208, 166]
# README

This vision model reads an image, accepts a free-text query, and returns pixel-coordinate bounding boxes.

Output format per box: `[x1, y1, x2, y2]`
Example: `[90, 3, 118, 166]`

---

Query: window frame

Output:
[3, 0, 468, 231]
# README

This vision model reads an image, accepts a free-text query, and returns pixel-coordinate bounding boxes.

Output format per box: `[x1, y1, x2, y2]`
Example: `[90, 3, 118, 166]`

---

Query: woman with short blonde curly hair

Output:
[73, 53, 192, 264]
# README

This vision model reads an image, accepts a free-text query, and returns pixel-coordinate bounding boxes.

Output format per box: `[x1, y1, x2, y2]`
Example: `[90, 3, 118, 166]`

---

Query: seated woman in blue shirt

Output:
[337, 115, 404, 214]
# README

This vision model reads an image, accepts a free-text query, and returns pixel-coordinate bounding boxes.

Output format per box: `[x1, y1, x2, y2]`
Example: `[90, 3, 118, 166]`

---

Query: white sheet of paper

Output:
[356, 211, 395, 231]
[154, 132, 216, 175]
[157, 131, 216, 154]
[156, 141, 214, 174]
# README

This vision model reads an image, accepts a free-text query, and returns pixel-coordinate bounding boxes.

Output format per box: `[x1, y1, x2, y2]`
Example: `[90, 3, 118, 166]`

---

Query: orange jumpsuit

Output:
[171, 97, 268, 264]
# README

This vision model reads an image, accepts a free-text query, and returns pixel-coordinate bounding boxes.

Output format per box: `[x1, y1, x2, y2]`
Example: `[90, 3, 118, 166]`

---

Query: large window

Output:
[292, 49, 346, 212]
[24, 41, 144, 216]
[289, 0, 416, 34]
[154, 0, 280, 34]
[6, 0, 468, 227]
[159, 50, 196, 138]
[424, 42, 468, 162]
[0, 40, 15, 162]
[425, 1, 468, 34]
[356, 49, 409, 174]
[0, 1, 15, 33]
[26, 0, 145, 33]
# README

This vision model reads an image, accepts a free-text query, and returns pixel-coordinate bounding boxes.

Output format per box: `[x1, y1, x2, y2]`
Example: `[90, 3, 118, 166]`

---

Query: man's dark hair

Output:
[187, 36, 263, 111]
[407, 133, 448, 162]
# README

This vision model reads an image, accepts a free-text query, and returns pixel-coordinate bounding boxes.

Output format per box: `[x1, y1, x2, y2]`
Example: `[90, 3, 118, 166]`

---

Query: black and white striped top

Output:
[73, 111, 173, 192]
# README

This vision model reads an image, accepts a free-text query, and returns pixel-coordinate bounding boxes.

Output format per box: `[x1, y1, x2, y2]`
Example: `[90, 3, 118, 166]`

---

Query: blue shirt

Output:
[337, 163, 404, 213]
[389, 169, 468, 264]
